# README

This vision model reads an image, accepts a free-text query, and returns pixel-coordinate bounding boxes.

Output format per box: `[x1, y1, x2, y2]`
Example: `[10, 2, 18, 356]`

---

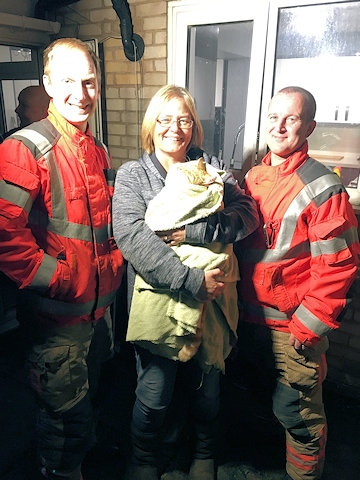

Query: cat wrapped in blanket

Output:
[151, 157, 224, 363]
[127, 156, 239, 371]
[172, 158, 218, 362]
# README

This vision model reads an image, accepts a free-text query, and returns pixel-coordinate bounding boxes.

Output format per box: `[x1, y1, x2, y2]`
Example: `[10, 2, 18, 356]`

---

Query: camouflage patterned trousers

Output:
[24, 313, 113, 479]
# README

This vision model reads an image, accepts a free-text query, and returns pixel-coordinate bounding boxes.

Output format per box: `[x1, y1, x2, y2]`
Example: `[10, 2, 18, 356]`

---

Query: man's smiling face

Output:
[43, 46, 99, 133]
[266, 91, 316, 163]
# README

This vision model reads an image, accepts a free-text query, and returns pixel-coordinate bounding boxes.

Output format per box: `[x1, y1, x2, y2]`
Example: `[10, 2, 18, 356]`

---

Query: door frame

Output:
[167, 0, 270, 176]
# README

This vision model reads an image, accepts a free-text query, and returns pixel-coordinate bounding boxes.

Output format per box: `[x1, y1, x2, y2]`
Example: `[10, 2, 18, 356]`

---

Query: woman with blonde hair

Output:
[113, 84, 259, 480]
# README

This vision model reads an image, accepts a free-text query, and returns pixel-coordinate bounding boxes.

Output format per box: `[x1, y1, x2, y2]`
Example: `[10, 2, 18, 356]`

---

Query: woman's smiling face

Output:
[153, 97, 193, 163]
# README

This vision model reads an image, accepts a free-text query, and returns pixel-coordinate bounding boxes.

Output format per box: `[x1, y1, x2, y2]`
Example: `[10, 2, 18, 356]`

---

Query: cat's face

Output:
[177, 158, 216, 186]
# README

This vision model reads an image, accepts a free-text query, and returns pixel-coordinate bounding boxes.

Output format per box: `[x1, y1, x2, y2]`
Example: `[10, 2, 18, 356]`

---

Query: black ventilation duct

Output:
[111, 0, 145, 62]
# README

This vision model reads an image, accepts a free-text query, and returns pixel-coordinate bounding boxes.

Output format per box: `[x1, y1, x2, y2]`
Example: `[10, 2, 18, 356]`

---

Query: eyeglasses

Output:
[156, 116, 194, 129]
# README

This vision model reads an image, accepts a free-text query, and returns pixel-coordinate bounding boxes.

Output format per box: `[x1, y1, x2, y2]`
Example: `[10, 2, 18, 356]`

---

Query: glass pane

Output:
[187, 22, 253, 169]
[1, 79, 40, 133]
[0, 45, 32, 63]
[273, 1, 360, 195]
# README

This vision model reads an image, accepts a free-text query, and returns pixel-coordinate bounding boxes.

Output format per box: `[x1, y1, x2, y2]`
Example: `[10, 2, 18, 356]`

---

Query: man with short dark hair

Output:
[236, 86, 359, 480]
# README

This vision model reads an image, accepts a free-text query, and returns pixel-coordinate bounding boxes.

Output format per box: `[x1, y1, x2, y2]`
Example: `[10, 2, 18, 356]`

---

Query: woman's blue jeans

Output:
[132, 345, 220, 435]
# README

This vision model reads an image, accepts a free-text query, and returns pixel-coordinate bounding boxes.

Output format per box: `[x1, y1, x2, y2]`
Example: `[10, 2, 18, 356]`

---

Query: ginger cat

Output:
[176, 157, 217, 186]
[176, 158, 215, 362]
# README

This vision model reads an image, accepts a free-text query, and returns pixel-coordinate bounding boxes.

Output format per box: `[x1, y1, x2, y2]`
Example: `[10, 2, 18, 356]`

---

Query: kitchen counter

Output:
[309, 150, 360, 169]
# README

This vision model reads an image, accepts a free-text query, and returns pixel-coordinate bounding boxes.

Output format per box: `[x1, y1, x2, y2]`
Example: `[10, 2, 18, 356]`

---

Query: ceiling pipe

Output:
[111, 0, 145, 62]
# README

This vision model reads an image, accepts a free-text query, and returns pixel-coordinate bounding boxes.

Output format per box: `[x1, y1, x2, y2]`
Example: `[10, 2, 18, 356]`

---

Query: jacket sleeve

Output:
[0, 139, 61, 291]
[290, 192, 360, 344]
[112, 161, 204, 297]
[185, 168, 260, 245]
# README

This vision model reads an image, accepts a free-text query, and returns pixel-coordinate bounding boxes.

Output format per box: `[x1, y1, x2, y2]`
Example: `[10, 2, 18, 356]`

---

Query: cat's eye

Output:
[157, 116, 194, 129]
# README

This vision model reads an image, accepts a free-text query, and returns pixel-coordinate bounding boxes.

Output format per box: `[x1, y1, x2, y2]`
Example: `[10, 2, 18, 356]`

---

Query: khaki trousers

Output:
[237, 322, 328, 480]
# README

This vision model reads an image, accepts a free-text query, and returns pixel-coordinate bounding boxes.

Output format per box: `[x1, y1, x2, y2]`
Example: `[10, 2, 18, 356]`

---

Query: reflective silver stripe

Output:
[295, 304, 332, 336]
[244, 302, 289, 321]
[47, 150, 67, 221]
[24, 289, 117, 316]
[43, 151, 113, 243]
[243, 240, 310, 263]
[274, 173, 340, 254]
[311, 226, 359, 257]
[244, 302, 331, 337]
[243, 173, 345, 264]
[28, 208, 110, 243]
[29, 253, 58, 288]
[23, 134, 112, 244]
[13, 126, 55, 159]
[0, 180, 33, 212]
[9, 123, 113, 244]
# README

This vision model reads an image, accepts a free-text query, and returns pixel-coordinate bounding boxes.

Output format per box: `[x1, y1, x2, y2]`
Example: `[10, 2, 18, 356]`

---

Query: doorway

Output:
[168, 0, 269, 178]
[187, 22, 253, 169]
[0, 44, 43, 137]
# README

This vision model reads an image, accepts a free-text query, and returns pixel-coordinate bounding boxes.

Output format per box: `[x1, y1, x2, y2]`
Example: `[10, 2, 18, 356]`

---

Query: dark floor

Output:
[1, 330, 360, 480]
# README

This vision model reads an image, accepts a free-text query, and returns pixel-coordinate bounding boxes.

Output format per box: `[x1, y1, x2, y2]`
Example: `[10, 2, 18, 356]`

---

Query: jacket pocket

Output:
[270, 265, 297, 313]
[48, 258, 73, 300]
[311, 215, 353, 265]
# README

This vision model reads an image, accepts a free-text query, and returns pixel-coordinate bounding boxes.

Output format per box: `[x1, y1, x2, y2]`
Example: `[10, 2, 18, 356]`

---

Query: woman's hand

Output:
[156, 228, 185, 245]
[195, 268, 225, 302]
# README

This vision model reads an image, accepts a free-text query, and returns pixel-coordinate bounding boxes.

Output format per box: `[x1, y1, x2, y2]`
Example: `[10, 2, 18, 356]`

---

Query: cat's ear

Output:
[198, 157, 206, 171]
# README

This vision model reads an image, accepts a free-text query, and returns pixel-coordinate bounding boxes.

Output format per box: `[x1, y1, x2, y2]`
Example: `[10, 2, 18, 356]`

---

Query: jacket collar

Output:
[47, 101, 94, 147]
[263, 141, 309, 176]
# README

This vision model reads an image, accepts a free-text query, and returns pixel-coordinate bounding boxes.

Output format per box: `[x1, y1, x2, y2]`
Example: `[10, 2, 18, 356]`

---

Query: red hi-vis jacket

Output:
[236, 142, 360, 345]
[0, 102, 124, 325]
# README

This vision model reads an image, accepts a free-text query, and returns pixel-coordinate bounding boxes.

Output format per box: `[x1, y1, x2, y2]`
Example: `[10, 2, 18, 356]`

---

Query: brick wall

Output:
[58, 0, 168, 170]
[58, 0, 360, 399]
[325, 217, 360, 399]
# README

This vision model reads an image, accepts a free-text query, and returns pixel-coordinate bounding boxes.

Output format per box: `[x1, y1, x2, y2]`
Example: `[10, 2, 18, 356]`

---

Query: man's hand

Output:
[289, 333, 312, 351]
